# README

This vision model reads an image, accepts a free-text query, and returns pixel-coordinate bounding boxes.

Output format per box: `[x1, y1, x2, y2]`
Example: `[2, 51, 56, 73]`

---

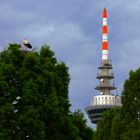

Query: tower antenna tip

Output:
[103, 7, 107, 18]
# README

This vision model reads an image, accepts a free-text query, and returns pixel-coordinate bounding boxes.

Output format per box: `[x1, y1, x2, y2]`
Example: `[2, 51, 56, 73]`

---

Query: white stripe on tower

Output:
[102, 8, 108, 62]
[103, 18, 107, 26]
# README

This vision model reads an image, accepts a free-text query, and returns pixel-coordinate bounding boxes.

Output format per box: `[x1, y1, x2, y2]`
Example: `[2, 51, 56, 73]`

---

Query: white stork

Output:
[23, 39, 32, 49]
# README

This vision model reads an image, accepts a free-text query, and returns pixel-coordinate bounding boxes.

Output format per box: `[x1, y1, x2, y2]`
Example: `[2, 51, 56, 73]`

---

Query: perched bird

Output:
[23, 39, 32, 49]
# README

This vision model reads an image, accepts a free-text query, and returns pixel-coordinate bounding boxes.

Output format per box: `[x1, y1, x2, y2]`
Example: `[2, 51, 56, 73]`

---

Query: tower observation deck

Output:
[85, 8, 121, 124]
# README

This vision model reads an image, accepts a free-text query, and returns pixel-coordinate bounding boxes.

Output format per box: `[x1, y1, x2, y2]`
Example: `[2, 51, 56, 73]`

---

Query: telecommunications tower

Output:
[85, 8, 121, 124]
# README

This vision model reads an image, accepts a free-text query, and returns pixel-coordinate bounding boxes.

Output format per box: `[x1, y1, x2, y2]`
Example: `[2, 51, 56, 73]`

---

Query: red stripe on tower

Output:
[102, 8, 108, 62]
[103, 8, 107, 18]
[102, 26, 108, 34]
[102, 41, 108, 50]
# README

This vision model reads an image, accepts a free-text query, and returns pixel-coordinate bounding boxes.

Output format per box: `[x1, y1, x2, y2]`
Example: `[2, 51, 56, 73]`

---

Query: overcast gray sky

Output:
[1, 0, 140, 127]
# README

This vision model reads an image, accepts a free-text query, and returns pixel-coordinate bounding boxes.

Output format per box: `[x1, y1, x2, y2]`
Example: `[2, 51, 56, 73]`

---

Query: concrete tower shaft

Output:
[96, 62, 116, 95]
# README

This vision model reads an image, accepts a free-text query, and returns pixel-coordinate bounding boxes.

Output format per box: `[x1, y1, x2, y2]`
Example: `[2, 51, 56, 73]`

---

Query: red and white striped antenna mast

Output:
[102, 8, 109, 64]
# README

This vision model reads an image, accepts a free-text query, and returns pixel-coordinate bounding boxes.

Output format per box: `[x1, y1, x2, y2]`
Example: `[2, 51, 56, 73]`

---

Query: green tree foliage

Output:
[120, 69, 140, 140]
[95, 108, 120, 140]
[0, 44, 94, 140]
[71, 110, 95, 140]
